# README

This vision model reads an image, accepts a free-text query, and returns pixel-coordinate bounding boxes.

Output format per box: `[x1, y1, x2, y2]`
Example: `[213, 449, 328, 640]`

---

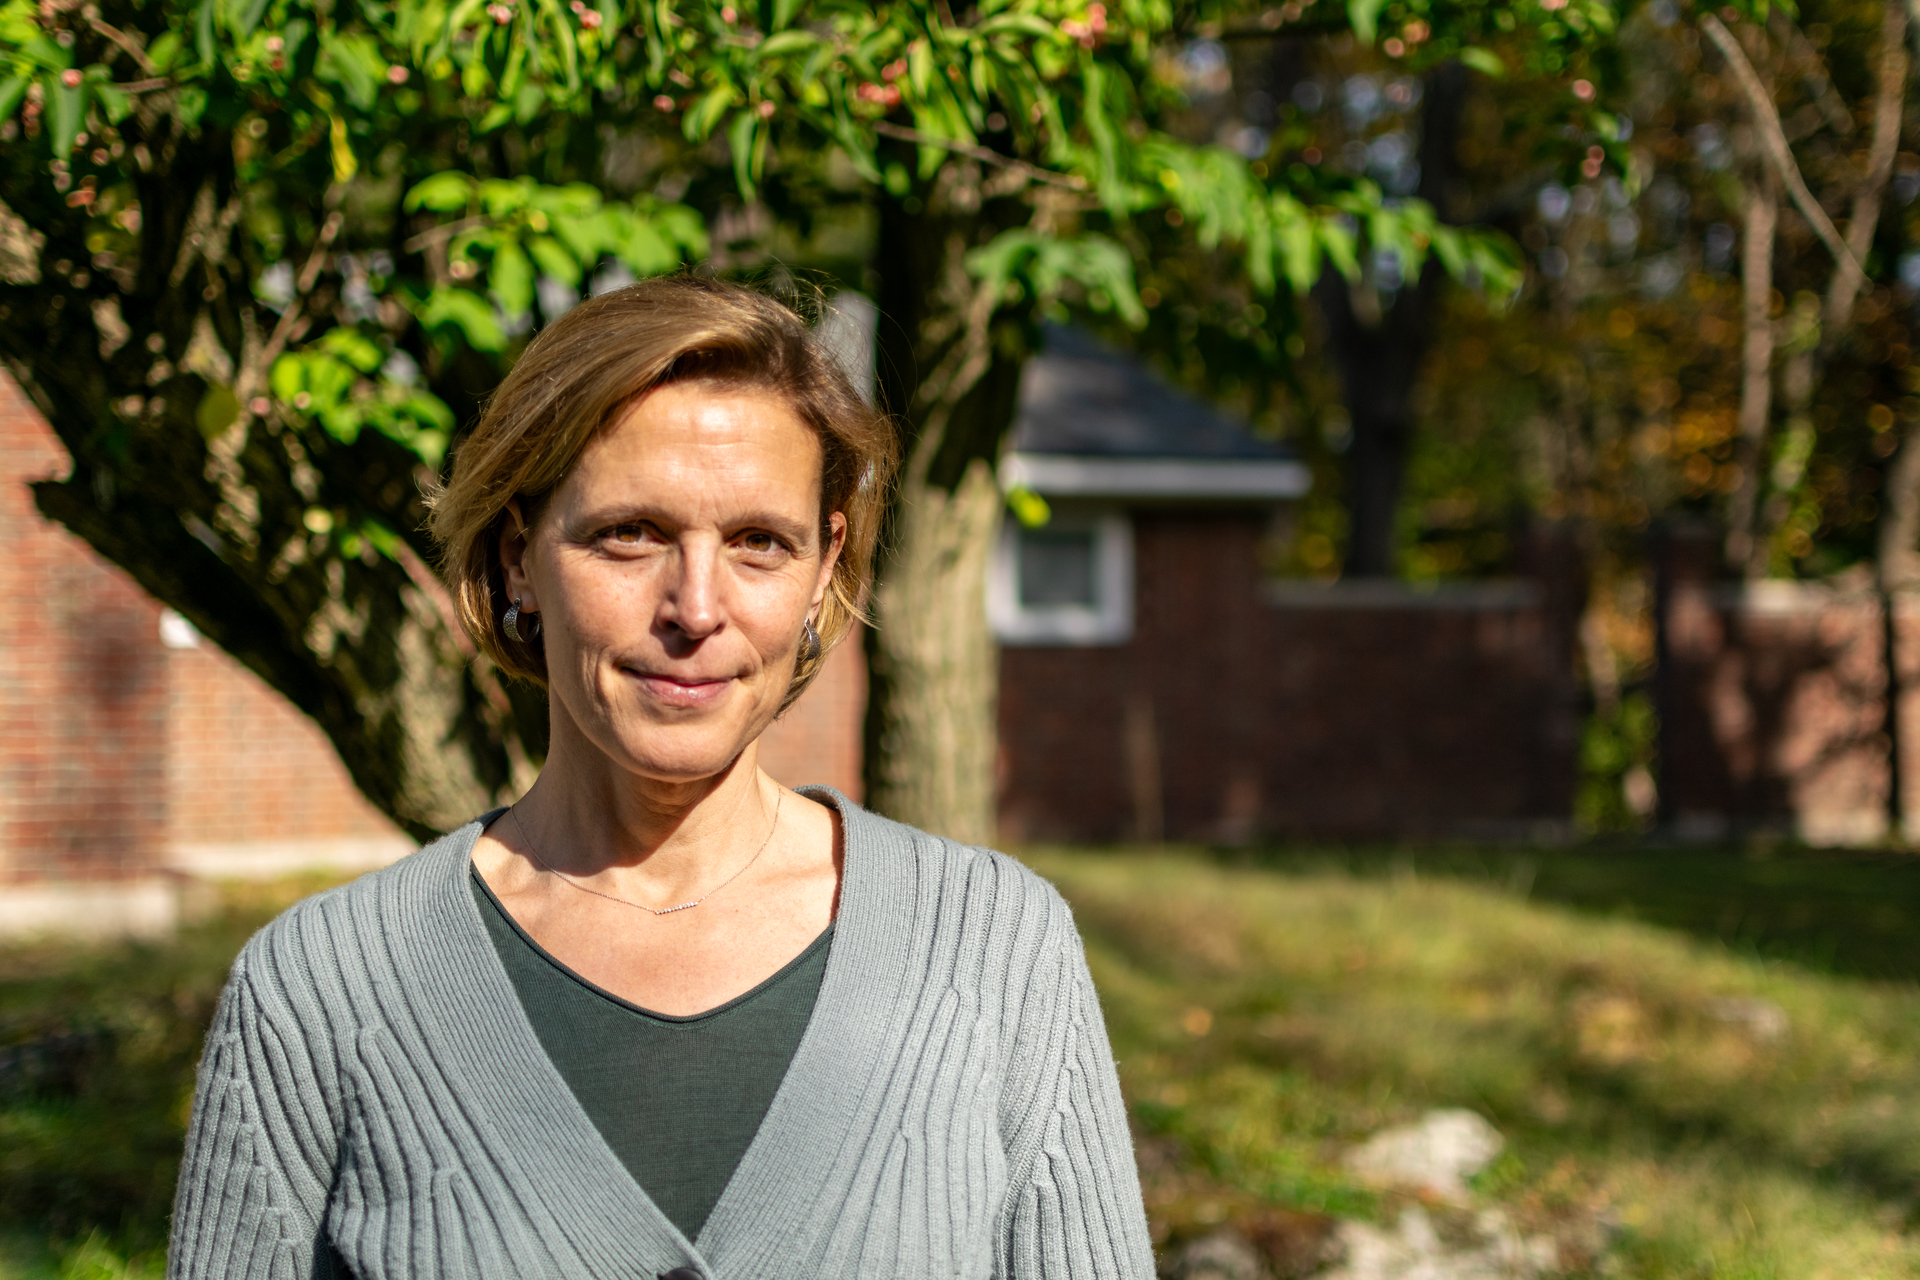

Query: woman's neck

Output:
[510, 726, 780, 898]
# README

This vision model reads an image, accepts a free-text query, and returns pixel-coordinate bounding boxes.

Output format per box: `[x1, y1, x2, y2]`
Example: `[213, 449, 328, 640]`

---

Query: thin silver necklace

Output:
[510, 790, 783, 916]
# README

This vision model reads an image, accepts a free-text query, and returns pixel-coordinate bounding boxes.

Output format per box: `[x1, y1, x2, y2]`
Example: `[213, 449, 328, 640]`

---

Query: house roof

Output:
[1001, 325, 1309, 501]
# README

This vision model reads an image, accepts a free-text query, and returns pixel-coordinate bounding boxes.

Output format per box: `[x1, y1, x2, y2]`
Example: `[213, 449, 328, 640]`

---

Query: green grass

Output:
[5, 850, 1920, 1277]
[1214, 841, 1920, 983]
[1028, 846, 1920, 1278]
[0, 876, 345, 1272]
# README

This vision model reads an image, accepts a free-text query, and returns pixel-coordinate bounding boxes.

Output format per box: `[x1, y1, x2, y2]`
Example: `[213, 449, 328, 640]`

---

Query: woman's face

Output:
[503, 380, 846, 785]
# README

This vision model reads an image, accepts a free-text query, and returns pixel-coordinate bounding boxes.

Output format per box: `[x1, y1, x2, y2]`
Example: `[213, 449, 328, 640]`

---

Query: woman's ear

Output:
[499, 499, 540, 612]
[812, 511, 848, 610]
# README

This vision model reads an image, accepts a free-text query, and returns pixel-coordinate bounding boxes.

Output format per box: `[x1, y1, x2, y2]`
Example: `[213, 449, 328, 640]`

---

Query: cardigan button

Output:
[659, 1270, 702, 1280]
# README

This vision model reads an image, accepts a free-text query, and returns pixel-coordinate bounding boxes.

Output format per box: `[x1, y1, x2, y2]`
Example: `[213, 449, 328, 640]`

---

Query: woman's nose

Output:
[660, 538, 724, 640]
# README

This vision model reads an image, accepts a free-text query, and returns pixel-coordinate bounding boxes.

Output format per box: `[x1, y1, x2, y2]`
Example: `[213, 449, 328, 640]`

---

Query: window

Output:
[1017, 527, 1098, 608]
[988, 509, 1133, 645]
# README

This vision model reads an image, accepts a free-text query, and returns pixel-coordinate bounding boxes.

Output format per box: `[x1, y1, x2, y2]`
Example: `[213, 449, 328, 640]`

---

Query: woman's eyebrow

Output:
[564, 503, 815, 538]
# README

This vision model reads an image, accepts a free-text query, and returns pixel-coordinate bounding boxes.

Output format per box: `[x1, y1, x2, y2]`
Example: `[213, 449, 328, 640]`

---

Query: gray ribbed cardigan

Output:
[168, 791, 1155, 1279]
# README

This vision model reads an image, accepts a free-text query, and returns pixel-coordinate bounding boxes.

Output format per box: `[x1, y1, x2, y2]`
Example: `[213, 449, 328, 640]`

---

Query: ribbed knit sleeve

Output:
[169, 953, 339, 1280]
[995, 909, 1155, 1280]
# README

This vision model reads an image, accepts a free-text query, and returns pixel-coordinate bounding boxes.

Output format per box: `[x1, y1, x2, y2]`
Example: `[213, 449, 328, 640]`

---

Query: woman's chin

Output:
[602, 727, 763, 789]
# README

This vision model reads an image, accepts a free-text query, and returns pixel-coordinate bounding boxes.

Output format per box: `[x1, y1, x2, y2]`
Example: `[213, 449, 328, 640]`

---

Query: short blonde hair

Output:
[428, 276, 896, 711]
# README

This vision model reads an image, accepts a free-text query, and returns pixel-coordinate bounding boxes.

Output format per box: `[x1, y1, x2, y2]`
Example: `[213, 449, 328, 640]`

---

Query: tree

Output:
[2, 0, 1591, 844]
[1307, 0, 1920, 831]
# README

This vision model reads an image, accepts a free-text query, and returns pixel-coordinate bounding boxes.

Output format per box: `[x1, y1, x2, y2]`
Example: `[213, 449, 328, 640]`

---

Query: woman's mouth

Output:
[632, 671, 732, 709]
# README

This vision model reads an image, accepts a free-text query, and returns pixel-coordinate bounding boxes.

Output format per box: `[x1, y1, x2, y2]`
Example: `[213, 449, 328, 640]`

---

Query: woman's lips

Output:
[632, 671, 732, 709]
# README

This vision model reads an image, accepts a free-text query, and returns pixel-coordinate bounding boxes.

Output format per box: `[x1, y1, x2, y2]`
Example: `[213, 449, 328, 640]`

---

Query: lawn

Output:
[4, 847, 1920, 1278]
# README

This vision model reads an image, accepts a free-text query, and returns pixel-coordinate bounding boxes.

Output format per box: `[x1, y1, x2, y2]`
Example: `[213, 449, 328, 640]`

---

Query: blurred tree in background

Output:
[0, 0, 1612, 843]
[1145, 0, 1920, 833]
[10, 0, 1893, 843]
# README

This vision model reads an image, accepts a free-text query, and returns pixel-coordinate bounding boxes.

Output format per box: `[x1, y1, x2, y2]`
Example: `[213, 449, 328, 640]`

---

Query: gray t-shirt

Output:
[470, 866, 831, 1241]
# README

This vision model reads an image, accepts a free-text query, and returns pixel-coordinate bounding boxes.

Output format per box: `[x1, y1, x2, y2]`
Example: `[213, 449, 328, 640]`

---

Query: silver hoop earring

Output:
[801, 617, 822, 663]
[505, 597, 539, 644]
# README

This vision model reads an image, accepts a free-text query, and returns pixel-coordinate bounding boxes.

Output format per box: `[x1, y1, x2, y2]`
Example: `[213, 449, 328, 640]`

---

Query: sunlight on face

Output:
[508, 381, 845, 784]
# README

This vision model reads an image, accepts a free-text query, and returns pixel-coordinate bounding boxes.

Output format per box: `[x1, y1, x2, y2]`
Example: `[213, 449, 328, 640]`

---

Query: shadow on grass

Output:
[0, 875, 347, 1261]
[1211, 840, 1920, 985]
[1030, 847, 1920, 1277]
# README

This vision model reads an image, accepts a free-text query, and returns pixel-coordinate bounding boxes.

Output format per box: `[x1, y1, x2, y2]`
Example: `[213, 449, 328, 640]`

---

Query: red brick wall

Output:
[0, 376, 404, 884]
[1656, 539, 1914, 843]
[163, 640, 404, 852]
[997, 510, 1584, 843]
[0, 378, 170, 884]
[757, 637, 865, 801]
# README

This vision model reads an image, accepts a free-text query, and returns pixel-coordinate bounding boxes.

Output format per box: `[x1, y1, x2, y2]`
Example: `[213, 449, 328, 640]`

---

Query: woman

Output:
[169, 277, 1154, 1280]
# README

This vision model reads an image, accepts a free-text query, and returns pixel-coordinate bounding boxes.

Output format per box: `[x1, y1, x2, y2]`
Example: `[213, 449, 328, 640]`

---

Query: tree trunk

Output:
[1760, 0, 1907, 573]
[1313, 61, 1469, 578]
[0, 117, 529, 842]
[864, 174, 1029, 844]
[1725, 168, 1779, 574]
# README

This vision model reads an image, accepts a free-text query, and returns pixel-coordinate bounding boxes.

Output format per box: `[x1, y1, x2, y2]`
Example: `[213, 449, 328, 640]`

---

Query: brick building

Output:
[1655, 526, 1919, 844]
[991, 327, 1585, 843]
[0, 376, 862, 938]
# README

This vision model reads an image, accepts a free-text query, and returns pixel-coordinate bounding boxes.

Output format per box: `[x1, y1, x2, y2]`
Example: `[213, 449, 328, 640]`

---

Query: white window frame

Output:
[987, 507, 1134, 646]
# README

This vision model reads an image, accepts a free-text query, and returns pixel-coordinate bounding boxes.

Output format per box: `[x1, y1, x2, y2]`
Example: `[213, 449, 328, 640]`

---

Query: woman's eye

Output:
[740, 532, 779, 553]
[605, 524, 650, 545]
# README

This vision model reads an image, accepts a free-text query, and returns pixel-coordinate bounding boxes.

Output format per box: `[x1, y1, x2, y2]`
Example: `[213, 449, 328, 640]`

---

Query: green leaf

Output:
[146, 32, 183, 72]
[91, 80, 129, 123]
[1006, 485, 1051, 528]
[655, 203, 708, 258]
[174, 84, 208, 126]
[418, 287, 508, 352]
[1346, 0, 1387, 45]
[317, 31, 382, 110]
[1276, 226, 1315, 294]
[15, 36, 72, 71]
[487, 239, 535, 318]
[195, 0, 215, 67]
[195, 384, 240, 438]
[552, 209, 617, 263]
[975, 13, 1055, 37]
[1458, 47, 1505, 78]
[727, 109, 759, 198]
[405, 172, 474, 213]
[1318, 216, 1360, 281]
[269, 355, 304, 404]
[615, 216, 677, 275]
[229, 0, 270, 38]
[754, 29, 817, 57]
[526, 235, 581, 286]
[513, 81, 546, 124]
[684, 82, 737, 141]
[0, 76, 29, 124]
[47, 72, 84, 157]
[318, 327, 386, 373]
[527, 183, 602, 217]
[478, 178, 531, 216]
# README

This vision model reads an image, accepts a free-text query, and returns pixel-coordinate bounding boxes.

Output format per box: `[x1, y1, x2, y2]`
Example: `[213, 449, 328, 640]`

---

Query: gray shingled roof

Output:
[1007, 325, 1295, 460]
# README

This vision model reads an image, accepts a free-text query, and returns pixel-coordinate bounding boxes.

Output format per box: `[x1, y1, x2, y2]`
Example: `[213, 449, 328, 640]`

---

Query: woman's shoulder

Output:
[835, 797, 1076, 943]
[228, 817, 490, 1002]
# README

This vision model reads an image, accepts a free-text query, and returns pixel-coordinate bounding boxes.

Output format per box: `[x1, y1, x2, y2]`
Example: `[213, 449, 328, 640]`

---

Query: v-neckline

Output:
[469, 860, 835, 1026]
[401, 785, 899, 1278]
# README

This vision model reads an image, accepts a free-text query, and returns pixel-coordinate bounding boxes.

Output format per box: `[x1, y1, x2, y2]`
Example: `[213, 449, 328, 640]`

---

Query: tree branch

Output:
[871, 121, 1087, 191]
[1823, 0, 1907, 341]
[243, 210, 343, 402]
[1701, 13, 1867, 283]
[402, 215, 490, 253]
[88, 16, 158, 75]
